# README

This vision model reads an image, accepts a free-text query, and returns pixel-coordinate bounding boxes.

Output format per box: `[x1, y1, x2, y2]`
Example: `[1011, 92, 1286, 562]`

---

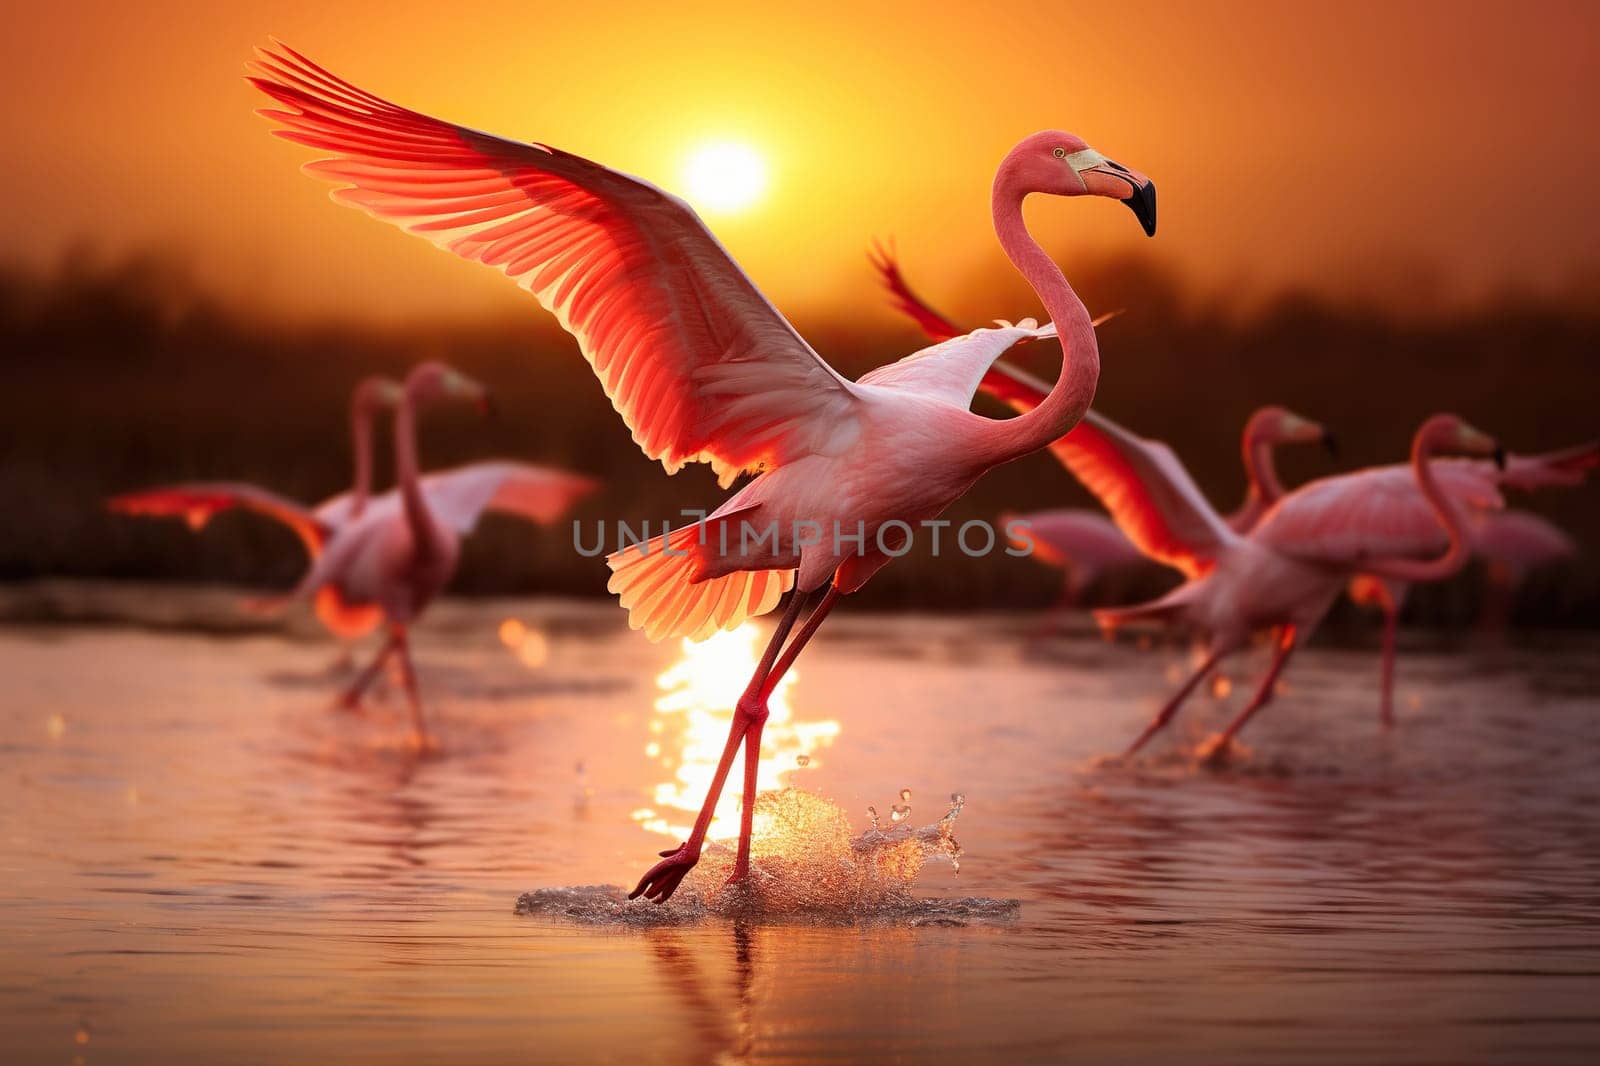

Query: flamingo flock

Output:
[875, 252, 1595, 755]
[103, 41, 1593, 901]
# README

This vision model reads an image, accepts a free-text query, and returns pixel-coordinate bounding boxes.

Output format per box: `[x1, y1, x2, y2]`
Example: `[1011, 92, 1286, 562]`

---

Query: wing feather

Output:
[981, 362, 1235, 577]
[250, 43, 860, 488]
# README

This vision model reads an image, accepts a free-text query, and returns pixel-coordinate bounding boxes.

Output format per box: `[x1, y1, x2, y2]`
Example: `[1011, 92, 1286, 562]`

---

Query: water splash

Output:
[517, 788, 1011, 926]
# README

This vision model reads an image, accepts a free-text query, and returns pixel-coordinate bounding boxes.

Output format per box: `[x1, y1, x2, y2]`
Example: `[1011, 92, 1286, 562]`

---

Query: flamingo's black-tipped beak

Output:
[1321, 431, 1340, 459]
[1492, 444, 1506, 470]
[1121, 178, 1157, 237]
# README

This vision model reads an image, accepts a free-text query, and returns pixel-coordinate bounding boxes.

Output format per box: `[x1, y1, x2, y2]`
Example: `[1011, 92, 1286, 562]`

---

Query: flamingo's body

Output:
[248, 41, 1156, 897]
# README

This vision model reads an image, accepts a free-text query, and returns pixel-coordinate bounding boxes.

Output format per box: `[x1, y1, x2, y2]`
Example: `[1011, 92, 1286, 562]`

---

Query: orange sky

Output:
[3, 1, 1598, 322]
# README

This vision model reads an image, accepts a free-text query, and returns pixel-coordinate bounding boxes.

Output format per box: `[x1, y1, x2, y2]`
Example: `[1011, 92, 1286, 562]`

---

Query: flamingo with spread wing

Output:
[110, 375, 403, 645]
[289, 362, 599, 747]
[1093, 412, 1507, 760]
[247, 41, 1156, 898]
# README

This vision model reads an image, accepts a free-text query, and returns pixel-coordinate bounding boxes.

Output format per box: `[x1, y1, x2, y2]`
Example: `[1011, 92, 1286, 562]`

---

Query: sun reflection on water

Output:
[632, 624, 840, 841]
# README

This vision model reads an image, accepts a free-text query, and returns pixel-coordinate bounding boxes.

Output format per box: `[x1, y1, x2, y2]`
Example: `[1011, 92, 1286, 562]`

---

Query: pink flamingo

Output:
[247, 42, 1155, 898]
[290, 361, 599, 747]
[109, 375, 404, 646]
[1098, 412, 1510, 760]
[1348, 489, 1589, 724]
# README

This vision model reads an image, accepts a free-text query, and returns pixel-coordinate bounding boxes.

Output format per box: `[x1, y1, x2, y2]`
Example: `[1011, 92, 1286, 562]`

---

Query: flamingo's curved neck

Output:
[349, 385, 378, 520]
[395, 383, 439, 560]
[1356, 426, 1471, 582]
[1243, 434, 1288, 508]
[979, 174, 1099, 466]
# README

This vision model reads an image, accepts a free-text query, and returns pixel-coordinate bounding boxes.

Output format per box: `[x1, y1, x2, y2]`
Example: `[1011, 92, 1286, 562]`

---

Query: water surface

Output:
[3, 587, 1598, 1063]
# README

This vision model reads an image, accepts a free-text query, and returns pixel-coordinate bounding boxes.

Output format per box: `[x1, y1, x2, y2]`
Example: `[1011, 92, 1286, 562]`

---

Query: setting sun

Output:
[680, 140, 767, 215]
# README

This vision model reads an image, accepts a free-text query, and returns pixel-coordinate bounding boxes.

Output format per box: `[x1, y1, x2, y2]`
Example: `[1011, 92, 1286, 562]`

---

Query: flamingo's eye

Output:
[1053, 147, 1067, 159]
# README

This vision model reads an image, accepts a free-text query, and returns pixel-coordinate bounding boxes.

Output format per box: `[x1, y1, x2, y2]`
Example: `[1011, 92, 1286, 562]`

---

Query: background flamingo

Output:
[247, 42, 1155, 899]
[109, 374, 404, 650]
[1348, 500, 1588, 723]
[1097, 413, 1509, 760]
[1004, 509, 1148, 621]
[284, 361, 598, 748]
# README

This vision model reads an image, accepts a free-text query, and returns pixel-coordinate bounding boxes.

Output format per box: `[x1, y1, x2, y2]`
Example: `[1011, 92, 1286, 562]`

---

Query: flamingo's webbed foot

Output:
[629, 842, 700, 904]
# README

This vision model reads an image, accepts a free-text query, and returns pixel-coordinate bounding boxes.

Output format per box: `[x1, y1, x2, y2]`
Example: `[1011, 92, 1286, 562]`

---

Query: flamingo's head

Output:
[1002, 131, 1156, 236]
[1422, 413, 1505, 469]
[1247, 405, 1338, 457]
[353, 375, 404, 413]
[406, 361, 495, 416]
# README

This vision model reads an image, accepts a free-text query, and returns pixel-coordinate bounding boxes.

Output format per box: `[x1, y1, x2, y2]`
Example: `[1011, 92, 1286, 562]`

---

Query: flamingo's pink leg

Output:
[1125, 649, 1223, 756]
[1211, 625, 1298, 748]
[389, 624, 429, 749]
[1378, 605, 1397, 728]
[729, 585, 842, 884]
[337, 633, 395, 711]
[629, 588, 813, 904]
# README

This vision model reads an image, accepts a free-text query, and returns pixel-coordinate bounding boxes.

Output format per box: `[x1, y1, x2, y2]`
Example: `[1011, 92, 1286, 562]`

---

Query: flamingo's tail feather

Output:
[606, 519, 793, 643]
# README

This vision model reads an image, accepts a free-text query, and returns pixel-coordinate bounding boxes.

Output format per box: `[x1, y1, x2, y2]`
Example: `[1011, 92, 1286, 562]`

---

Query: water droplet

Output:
[796, 754, 810, 767]
[890, 803, 910, 823]
[866, 805, 880, 830]
[899, 787, 912, 803]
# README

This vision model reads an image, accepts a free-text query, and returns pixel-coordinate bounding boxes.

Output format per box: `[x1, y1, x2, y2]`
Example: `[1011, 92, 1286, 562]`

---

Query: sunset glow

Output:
[680, 141, 767, 215]
[2, 2, 1597, 321]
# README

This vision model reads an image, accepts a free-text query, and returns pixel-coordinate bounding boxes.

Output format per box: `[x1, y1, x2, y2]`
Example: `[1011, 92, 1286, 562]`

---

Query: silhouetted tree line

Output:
[3, 247, 1596, 631]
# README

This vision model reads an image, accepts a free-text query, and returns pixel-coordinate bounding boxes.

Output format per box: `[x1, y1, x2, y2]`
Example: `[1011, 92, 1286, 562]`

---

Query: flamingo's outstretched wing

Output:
[1254, 465, 1505, 568]
[867, 240, 965, 342]
[108, 483, 331, 557]
[415, 462, 601, 534]
[857, 321, 1056, 408]
[982, 362, 1234, 578]
[250, 43, 861, 489]
[1007, 508, 1145, 572]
